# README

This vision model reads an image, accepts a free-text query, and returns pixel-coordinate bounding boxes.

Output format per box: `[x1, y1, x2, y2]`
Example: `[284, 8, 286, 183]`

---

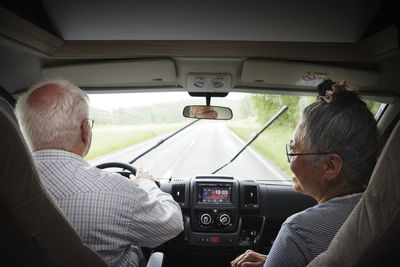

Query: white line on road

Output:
[189, 140, 196, 147]
[161, 141, 191, 178]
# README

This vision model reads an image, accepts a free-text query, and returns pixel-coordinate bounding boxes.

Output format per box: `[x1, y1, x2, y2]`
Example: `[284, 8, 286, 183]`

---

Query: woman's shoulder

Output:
[285, 193, 363, 229]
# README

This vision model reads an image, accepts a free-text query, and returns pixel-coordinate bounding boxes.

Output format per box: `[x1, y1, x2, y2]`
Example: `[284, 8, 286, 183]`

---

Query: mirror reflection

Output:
[183, 105, 233, 120]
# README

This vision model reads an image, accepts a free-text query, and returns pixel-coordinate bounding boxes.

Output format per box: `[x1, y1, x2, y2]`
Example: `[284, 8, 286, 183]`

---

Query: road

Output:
[89, 123, 290, 181]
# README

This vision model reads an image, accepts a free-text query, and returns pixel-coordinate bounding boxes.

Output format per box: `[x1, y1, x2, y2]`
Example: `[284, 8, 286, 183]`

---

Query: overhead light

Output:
[194, 79, 206, 88]
[187, 74, 231, 91]
[213, 80, 224, 88]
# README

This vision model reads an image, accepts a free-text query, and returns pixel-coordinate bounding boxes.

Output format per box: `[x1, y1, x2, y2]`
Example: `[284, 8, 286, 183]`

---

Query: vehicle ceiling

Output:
[0, 0, 399, 97]
[24, 0, 384, 42]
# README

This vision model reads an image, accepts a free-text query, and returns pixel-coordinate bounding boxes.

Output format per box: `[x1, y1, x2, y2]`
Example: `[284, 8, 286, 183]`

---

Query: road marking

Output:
[161, 145, 189, 178]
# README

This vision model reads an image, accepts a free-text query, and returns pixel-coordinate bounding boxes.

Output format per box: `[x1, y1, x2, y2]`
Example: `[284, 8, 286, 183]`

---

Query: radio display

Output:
[197, 183, 232, 204]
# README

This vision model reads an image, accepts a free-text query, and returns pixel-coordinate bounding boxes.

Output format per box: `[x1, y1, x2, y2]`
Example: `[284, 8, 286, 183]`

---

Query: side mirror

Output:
[183, 105, 233, 120]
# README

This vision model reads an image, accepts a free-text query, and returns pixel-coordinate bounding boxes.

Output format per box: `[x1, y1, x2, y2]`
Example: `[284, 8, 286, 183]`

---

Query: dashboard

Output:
[159, 175, 316, 257]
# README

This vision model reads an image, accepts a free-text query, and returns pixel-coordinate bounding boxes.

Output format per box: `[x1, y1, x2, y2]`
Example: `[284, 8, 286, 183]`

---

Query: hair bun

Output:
[317, 79, 359, 103]
[317, 79, 335, 97]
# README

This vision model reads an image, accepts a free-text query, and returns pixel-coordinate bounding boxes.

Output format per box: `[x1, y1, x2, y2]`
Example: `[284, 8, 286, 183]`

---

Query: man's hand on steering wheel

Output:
[130, 168, 155, 183]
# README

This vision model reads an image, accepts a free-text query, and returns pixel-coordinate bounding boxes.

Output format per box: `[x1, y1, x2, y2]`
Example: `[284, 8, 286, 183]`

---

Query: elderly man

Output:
[15, 79, 184, 267]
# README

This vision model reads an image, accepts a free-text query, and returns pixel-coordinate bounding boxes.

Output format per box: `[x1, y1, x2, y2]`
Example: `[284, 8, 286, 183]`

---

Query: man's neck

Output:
[69, 142, 86, 158]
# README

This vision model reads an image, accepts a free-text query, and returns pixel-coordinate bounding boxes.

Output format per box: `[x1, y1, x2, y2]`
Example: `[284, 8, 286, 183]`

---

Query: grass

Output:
[227, 118, 295, 176]
[85, 123, 185, 160]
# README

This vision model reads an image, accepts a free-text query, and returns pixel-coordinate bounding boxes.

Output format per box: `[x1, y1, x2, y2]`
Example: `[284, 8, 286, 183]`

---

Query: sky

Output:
[88, 92, 246, 110]
[88, 92, 190, 110]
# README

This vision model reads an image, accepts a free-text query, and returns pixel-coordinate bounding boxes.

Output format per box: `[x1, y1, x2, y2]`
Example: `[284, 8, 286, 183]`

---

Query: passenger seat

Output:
[308, 120, 400, 266]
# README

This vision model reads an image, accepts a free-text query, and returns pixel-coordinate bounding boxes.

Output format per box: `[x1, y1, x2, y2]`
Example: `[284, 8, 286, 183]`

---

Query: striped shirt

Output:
[264, 193, 362, 267]
[33, 150, 184, 267]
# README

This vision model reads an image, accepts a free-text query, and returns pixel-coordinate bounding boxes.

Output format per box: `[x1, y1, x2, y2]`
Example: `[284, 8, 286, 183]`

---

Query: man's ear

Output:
[322, 153, 343, 181]
[81, 120, 89, 144]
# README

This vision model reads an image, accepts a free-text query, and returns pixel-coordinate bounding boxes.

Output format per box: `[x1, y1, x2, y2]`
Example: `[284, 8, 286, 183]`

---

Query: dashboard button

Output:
[218, 213, 231, 226]
[200, 213, 212, 225]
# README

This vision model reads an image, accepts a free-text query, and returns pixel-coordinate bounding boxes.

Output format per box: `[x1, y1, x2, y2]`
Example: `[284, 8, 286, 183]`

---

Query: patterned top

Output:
[264, 193, 362, 267]
[33, 150, 184, 267]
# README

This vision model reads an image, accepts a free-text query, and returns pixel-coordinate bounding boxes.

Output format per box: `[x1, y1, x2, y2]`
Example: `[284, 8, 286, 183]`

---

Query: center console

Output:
[189, 176, 240, 245]
[167, 175, 264, 247]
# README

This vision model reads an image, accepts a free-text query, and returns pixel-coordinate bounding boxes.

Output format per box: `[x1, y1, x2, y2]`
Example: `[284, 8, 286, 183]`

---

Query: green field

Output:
[227, 118, 294, 176]
[85, 123, 185, 160]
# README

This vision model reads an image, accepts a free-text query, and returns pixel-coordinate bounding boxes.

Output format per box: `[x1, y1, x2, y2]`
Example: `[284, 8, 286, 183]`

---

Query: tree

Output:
[251, 94, 314, 127]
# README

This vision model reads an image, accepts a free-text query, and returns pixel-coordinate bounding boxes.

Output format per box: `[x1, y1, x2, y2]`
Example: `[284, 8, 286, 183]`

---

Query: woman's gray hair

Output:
[301, 90, 378, 187]
[15, 78, 89, 151]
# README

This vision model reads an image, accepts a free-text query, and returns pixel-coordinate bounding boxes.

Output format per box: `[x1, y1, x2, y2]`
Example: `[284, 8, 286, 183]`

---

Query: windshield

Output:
[86, 92, 382, 184]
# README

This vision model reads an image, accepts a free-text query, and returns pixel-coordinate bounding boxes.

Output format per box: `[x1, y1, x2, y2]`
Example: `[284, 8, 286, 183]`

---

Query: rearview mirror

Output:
[183, 105, 233, 120]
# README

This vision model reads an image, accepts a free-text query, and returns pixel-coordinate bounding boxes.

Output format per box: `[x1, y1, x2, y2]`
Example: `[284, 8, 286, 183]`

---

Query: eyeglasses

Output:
[286, 140, 330, 163]
[81, 118, 95, 129]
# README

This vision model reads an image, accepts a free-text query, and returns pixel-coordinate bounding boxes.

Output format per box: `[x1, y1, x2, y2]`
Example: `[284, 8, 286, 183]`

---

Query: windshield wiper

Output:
[212, 106, 288, 174]
[129, 118, 200, 164]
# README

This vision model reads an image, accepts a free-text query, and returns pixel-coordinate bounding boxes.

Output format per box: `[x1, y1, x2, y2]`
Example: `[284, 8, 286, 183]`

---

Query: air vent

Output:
[171, 184, 186, 204]
[244, 185, 258, 207]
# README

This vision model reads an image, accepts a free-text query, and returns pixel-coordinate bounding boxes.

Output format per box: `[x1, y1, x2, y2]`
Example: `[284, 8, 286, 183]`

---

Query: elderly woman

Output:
[231, 79, 378, 267]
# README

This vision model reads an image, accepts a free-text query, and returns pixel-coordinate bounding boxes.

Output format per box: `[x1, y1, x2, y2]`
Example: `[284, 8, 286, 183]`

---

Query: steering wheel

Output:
[96, 162, 160, 187]
[96, 162, 137, 177]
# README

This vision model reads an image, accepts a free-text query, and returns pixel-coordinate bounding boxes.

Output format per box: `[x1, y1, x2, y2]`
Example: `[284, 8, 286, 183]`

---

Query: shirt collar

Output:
[325, 192, 363, 203]
[32, 149, 88, 165]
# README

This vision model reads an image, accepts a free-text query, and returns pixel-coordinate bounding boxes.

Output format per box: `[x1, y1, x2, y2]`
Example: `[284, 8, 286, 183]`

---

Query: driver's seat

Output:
[0, 104, 109, 266]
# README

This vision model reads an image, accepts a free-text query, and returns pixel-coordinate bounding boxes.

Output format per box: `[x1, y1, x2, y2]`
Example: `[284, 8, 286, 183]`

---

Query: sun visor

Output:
[241, 60, 380, 89]
[41, 59, 177, 87]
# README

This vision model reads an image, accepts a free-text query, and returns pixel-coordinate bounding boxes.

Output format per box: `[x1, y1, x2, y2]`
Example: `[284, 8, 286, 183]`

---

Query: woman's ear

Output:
[322, 153, 343, 181]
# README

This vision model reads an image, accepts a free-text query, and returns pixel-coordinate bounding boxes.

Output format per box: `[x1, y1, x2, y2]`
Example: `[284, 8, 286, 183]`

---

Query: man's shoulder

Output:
[34, 150, 138, 195]
[77, 164, 138, 192]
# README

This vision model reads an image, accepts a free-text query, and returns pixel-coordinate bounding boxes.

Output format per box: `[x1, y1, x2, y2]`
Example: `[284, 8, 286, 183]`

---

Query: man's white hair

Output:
[15, 78, 89, 151]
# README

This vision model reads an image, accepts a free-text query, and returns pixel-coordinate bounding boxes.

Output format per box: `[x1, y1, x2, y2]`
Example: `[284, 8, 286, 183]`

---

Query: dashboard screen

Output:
[198, 184, 232, 204]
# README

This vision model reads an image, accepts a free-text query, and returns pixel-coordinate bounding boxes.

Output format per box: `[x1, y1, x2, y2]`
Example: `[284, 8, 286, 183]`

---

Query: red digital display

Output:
[209, 236, 220, 243]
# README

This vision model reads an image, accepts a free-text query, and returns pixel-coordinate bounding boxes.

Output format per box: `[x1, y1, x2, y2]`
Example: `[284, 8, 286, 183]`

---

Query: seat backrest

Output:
[308, 119, 400, 267]
[0, 86, 16, 120]
[0, 105, 109, 266]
